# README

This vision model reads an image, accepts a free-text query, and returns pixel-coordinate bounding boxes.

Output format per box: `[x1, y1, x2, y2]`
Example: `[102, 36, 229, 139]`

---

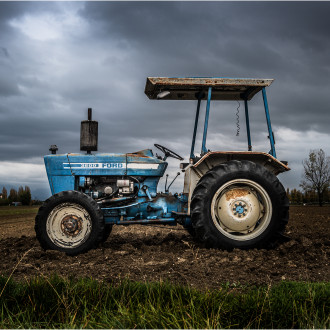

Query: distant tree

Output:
[305, 189, 318, 204]
[324, 188, 329, 203]
[8, 188, 18, 203]
[297, 190, 303, 204]
[290, 188, 297, 204]
[18, 186, 32, 205]
[288, 188, 304, 205]
[23, 186, 31, 205]
[2, 187, 7, 199]
[17, 186, 24, 203]
[18, 186, 24, 196]
[300, 149, 330, 206]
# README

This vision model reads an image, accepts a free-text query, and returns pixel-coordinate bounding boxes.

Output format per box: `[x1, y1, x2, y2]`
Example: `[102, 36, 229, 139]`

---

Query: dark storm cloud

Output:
[0, 47, 9, 58]
[80, 1, 330, 68]
[0, 1, 60, 19]
[0, 47, 20, 96]
[0, 2, 60, 36]
[0, 1, 330, 198]
[79, 1, 330, 132]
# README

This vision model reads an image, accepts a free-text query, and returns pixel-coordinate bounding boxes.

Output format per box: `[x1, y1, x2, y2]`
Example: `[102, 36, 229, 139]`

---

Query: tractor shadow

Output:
[101, 227, 203, 252]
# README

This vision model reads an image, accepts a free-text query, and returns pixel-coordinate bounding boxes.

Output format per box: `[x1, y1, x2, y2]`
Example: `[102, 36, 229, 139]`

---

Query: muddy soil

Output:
[0, 206, 329, 289]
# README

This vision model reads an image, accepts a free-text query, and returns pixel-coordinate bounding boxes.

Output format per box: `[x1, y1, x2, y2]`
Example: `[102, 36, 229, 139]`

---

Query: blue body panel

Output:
[43, 149, 191, 226]
[102, 194, 187, 225]
[45, 149, 167, 195]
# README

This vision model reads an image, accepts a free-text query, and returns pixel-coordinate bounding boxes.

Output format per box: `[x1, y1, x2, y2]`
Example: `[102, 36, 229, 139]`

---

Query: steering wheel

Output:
[154, 144, 184, 161]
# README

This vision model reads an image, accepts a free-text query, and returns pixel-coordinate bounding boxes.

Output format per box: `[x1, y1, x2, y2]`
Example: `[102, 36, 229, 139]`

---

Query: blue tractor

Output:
[35, 77, 290, 255]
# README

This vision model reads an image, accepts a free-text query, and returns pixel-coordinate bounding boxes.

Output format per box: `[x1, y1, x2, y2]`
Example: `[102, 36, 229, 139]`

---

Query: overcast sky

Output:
[0, 1, 329, 199]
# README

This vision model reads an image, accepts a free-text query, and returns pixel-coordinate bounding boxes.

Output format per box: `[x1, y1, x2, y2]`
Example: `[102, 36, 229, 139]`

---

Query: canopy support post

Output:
[201, 87, 212, 155]
[190, 92, 204, 159]
[244, 99, 252, 151]
[262, 87, 276, 158]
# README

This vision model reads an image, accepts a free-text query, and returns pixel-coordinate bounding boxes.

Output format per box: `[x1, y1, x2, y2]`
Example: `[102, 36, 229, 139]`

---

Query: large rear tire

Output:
[184, 224, 196, 237]
[35, 190, 105, 255]
[191, 160, 289, 249]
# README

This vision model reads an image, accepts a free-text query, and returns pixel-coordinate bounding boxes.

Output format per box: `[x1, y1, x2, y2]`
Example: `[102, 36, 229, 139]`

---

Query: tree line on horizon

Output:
[286, 187, 329, 205]
[0, 186, 32, 206]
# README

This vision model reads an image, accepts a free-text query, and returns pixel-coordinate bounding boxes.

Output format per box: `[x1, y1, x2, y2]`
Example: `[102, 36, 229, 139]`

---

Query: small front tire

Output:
[35, 190, 105, 255]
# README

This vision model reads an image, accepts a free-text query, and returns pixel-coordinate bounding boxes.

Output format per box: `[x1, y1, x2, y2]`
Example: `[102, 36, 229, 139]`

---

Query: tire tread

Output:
[191, 160, 289, 249]
[35, 190, 105, 255]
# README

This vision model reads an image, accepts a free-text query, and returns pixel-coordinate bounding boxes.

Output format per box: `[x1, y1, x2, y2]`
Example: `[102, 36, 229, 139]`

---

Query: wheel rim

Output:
[46, 202, 92, 248]
[211, 179, 272, 241]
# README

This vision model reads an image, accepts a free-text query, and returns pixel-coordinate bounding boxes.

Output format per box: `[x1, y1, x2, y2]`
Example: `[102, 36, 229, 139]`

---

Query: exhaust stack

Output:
[80, 108, 98, 154]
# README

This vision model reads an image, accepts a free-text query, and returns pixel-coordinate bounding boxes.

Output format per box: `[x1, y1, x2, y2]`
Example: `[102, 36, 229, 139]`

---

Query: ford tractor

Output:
[35, 77, 290, 255]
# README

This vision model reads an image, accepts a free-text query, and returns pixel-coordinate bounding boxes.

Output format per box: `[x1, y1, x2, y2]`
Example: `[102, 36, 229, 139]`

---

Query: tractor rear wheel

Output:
[35, 190, 105, 255]
[191, 160, 289, 249]
[184, 224, 196, 237]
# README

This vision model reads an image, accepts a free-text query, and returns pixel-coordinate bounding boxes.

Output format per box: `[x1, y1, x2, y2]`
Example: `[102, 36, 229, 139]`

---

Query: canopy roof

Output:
[145, 77, 274, 101]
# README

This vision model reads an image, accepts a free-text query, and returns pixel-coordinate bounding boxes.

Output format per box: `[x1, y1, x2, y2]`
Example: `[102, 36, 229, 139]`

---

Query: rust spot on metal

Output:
[61, 215, 82, 237]
[145, 77, 274, 101]
[126, 153, 149, 158]
[225, 188, 249, 201]
[193, 151, 290, 174]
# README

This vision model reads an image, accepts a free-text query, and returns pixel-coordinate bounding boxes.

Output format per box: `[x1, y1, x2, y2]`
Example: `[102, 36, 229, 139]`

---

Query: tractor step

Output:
[114, 218, 176, 226]
[171, 211, 188, 216]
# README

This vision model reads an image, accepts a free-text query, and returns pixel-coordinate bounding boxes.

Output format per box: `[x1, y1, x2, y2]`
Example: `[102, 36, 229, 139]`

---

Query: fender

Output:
[183, 151, 290, 213]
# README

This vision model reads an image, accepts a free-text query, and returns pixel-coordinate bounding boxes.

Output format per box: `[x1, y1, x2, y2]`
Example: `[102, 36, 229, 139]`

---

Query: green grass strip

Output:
[0, 275, 329, 329]
[0, 206, 39, 217]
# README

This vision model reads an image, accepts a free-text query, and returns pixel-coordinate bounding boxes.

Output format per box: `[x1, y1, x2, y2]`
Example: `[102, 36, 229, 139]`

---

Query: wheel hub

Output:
[215, 187, 263, 232]
[232, 201, 248, 217]
[46, 202, 92, 248]
[61, 215, 83, 237]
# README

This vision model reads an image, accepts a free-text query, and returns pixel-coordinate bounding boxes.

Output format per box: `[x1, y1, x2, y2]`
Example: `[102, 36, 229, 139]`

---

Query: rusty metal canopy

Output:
[145, 77, 274, 101]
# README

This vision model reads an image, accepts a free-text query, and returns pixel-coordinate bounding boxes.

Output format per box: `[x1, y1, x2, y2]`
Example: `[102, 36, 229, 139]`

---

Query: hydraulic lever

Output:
[165, 172, 180, 192]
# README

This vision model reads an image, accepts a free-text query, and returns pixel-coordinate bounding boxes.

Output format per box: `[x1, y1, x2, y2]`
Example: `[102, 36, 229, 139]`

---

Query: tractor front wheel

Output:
[191, 160, 289, 249]
[35, 190, 105, 255]
[101, 224, 113, 242]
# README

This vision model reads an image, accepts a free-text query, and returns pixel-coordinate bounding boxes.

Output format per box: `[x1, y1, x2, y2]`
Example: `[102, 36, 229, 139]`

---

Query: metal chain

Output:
[236, 100, 240, 136]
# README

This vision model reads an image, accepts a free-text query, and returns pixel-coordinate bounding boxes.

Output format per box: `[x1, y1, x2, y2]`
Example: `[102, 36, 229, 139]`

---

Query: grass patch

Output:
[0, 276, 329, 328]
[0, 206, 39, 217]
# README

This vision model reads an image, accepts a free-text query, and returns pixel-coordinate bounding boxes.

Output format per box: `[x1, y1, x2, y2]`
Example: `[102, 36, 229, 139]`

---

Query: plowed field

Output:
[0, 206, 329, 289]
